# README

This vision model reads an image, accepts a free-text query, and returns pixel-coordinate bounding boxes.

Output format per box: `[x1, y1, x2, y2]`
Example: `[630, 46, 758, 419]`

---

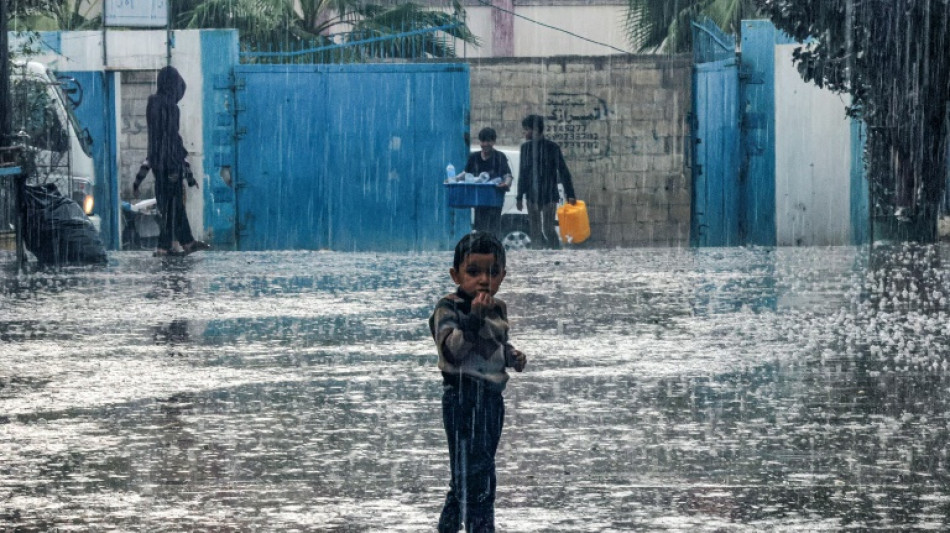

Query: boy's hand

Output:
[471, 292, 494, 316]
[511, 349, 527, 372]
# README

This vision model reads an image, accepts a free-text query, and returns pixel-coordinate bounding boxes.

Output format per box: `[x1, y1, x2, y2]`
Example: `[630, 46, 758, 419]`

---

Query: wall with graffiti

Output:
[469, 55, 692, 247]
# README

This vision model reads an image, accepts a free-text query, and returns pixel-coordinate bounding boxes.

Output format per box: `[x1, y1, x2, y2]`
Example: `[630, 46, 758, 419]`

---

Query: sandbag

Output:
[23, 183, 107, 265]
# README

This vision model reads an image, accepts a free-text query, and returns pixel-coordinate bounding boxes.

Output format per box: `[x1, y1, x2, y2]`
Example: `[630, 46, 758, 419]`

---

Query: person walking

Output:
[143, 66, 208, 257]
[516, 114, 576, 249]
[463, 127, 513, 239]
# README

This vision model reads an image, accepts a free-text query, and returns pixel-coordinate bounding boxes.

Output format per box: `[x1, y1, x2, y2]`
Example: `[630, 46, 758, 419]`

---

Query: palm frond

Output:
[626, 0, 762, 53]
[624, 0, 699, 52]
[8, 0, 101, 31]
[178, 0, 478, 61]
[179, 0, 325, 51]
[344, 3, 478, 58]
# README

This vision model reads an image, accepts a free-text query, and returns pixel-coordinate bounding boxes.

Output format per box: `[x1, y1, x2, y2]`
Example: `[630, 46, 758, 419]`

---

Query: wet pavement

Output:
[2, 245, 950, 532]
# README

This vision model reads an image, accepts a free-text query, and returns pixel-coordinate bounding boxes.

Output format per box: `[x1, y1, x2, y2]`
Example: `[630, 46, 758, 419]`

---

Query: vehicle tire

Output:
[500, 214, 531, 250]
[501, 230, 531, 250]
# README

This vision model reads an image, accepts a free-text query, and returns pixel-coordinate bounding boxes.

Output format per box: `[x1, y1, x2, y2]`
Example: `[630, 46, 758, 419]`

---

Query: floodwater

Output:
[2, 245, 950, 532]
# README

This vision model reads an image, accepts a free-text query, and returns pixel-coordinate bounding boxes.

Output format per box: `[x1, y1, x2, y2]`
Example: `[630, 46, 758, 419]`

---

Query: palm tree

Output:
[10, 0, 477, 61]
[9, 0, 100, 31]
[624, 0, 761, 53]
[175, 0, 479, 62]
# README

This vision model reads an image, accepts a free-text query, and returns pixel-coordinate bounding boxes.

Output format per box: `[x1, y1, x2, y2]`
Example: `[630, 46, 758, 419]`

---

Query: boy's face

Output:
[450, 253, 506, 298]
[523, 127, 534, 141]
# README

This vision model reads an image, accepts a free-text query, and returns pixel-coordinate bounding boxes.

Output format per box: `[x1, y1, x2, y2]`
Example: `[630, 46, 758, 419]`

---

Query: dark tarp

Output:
[23, 183, 107, 265]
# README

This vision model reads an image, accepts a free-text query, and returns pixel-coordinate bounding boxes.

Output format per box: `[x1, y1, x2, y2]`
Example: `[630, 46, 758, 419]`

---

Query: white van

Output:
[9, 60, 99, 229]
[468, 145, 561, 249]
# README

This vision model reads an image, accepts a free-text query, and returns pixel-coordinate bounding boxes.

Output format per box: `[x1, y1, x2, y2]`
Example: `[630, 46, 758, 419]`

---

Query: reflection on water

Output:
[1, 246, 949, 531]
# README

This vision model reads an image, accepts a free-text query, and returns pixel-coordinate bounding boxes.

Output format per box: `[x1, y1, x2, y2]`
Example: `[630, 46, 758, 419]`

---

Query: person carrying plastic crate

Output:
[462, 127, 513, 239]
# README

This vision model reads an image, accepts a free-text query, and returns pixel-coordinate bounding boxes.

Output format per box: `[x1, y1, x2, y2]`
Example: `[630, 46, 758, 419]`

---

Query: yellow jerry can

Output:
[557, 200, 590, 244]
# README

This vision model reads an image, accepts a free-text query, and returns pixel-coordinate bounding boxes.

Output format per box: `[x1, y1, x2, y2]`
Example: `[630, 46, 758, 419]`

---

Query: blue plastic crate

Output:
[444, 182, 505, 208]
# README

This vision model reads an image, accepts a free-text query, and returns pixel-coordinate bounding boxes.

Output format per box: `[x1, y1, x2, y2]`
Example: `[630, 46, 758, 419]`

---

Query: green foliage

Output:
[625, 0, 762, 52]
[339, 3, 477, 59]
[175, 0, 478, 60]
[175, 0, 315, 46]
[758, 0, 950, 228]
[8, 0, 100, 31]
[8, 0, 477, 60]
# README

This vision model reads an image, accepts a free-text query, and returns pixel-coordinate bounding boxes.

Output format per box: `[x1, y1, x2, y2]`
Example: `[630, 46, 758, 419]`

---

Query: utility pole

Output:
[0, 0, 27, 269]
[0, 0, 10, 144]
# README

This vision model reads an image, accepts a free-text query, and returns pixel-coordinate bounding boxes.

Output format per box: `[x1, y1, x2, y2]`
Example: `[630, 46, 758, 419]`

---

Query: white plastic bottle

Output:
[446, 163, 456, 181]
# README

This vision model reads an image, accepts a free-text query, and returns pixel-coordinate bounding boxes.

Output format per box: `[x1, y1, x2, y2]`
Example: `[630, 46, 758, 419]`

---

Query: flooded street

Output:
[2, 246, 950, 531]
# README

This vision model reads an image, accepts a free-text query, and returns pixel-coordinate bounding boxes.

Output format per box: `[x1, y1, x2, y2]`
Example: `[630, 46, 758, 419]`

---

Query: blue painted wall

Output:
[739, 20, 795, 246]
[61, 70, 120, 250]
[233, 63, 469, 251]
[201, 30, 240, 249]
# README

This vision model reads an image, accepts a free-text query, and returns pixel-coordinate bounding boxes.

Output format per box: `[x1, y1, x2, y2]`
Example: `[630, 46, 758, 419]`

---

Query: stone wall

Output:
[469, 54, 692, 247]
[118, 71, 158, 200]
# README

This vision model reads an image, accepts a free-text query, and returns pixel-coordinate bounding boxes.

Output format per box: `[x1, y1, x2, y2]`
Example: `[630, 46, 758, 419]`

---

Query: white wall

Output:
[170, 31, 206, 240]
[459, 7, 494, 57]
[512, 6, 630, 56]
[457, 5, 632, 58]
[774, 44, 853, 246]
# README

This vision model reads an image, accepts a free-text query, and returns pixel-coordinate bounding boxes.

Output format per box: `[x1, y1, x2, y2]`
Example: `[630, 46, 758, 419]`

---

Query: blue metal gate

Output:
[61, 70, 119, 250]
[233, 63, 469, 251]
[691, 20, 740, 246]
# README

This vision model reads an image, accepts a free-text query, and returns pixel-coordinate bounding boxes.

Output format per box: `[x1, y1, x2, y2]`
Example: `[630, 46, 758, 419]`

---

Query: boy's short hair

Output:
[477, 127, 497, 142]
[453, 231, 506, 270]
[521, 114, 544, 134]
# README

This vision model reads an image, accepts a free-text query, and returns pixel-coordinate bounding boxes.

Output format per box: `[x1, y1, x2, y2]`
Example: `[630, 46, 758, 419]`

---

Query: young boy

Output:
[464, 127, 513, 239]
[429, 231, 527, 533]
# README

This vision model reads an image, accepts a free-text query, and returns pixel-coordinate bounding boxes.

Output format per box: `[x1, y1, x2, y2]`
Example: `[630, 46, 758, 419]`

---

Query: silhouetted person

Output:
[142, 66, 208, 256]
[516, 114, 576, 249]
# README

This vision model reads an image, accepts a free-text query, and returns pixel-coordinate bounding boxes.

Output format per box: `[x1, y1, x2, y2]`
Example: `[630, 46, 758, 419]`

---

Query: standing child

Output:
[429, 231, 527, 533]
[463, 127, 513, 239]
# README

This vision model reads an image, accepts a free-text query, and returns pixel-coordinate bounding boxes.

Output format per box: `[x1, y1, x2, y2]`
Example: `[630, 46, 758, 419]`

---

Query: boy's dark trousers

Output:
[439, 375, 505, 533]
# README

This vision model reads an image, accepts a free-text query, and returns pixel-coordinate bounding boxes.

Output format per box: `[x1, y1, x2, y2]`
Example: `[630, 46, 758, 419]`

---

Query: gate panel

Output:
[409, 68, 471, 251]
[234, 64, 468, 251]
[235, 66, 329, 250]
[62, 70, 120, 250]
[691, 21, 740, 246]
[691, 59, 740, 246]
[326, 67, 416, 251]
[739, 21, 787, 246]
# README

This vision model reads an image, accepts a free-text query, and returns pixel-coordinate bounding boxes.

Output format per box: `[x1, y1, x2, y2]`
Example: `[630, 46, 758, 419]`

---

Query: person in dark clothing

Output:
[429, 232, 527, 533]
[463, 128, 512, 239]
[141, 66, 208, 256]
[516, 114, 576, 249]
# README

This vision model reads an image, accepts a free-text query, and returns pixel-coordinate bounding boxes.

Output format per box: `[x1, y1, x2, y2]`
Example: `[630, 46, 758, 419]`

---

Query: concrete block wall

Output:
[119, 70, 157, 200]
[469, 54, 692, 247]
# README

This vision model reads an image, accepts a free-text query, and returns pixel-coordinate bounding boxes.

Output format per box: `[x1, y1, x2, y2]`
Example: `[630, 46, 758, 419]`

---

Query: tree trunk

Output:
[871, 202, 939, 243]
[862, 0, 950, 245]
